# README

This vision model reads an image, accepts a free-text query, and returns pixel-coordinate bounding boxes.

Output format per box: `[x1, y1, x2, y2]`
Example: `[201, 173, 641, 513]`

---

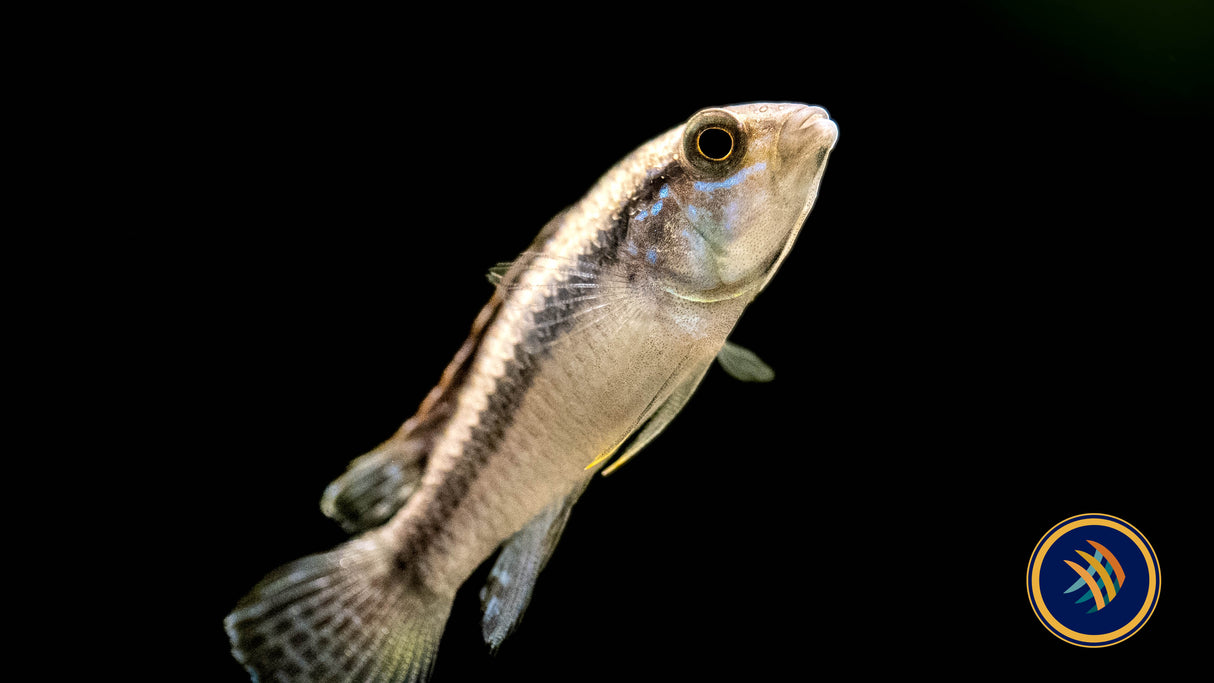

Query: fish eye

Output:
[681, 108, 746, 178]
[696, 127, 733, 161]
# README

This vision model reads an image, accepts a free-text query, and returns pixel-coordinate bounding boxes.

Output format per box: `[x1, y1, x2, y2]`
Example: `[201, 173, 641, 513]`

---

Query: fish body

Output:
[226, 102, 838, 681]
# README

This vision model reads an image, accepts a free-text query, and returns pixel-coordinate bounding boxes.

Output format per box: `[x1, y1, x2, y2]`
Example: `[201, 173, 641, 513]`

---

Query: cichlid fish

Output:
[226, 102, 838, 682]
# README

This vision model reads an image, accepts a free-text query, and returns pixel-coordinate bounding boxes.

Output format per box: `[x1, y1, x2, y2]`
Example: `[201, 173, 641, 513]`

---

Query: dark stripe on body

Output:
[398, 162, 681, 570]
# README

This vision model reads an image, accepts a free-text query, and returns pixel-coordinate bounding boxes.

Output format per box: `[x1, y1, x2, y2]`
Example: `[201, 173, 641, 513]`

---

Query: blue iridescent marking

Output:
[693, 161, 767, 192]
[485, 596, 501, 619]
[722, 200, 742, 232]
[646, 248, 657, 264]
[651, 199, 663, 214]
[658, 184, 670, 199]
[635, 208, 649, 220]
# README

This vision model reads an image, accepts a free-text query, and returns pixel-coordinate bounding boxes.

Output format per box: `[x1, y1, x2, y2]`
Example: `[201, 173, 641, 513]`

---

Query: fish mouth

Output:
[746, 105, 838, 294]
[779, 105, 838, 160]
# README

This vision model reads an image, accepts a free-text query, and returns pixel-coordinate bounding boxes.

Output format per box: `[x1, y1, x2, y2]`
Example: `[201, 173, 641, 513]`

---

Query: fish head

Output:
[634, 103, 838, 302]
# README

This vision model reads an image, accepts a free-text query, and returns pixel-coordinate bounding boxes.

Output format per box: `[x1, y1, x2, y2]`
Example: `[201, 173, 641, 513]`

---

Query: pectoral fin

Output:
[716, 340, 774, 382]
[480, 480, 589, 651]
[485, 208, 569, 287]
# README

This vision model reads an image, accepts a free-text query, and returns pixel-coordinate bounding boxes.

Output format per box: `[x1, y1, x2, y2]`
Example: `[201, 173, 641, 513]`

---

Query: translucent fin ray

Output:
[479, 479, 590, 651]
[601, 355, 714, 475]
[323, 278, 507, 532]
[486, 262, 513, 286]
[321, 436, 430, 534]
[225, 531, 453, 683]
[716, 340, 775, 382]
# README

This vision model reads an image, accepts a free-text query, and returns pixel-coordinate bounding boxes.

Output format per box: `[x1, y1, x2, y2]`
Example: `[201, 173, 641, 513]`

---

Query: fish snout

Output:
[779, 105, 838, 160]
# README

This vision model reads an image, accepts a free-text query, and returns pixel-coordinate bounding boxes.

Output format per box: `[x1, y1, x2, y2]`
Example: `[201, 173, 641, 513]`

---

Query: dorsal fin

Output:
[321, 211, 572, 533]
[320, 287, 506, 533]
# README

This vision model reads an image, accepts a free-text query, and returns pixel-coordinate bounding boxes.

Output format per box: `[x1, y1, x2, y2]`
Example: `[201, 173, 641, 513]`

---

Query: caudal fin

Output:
[225, 531, 453, 682]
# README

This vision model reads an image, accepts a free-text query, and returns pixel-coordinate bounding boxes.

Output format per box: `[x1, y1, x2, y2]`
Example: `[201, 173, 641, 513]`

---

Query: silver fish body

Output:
[226, 102, 838, 682]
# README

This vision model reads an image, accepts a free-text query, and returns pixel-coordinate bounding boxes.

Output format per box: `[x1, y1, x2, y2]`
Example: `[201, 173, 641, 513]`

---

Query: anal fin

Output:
[479, 480, 589, 651]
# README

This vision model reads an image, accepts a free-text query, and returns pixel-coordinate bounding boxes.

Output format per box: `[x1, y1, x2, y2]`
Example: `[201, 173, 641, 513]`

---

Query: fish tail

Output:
[225, 530, 452, 682]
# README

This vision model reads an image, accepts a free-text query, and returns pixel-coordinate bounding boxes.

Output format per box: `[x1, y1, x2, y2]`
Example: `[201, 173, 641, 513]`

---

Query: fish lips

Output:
[779, 105, 838, 166]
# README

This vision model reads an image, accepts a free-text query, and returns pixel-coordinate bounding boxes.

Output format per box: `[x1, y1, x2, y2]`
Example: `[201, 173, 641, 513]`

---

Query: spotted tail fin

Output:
[225, 530, 453, 682]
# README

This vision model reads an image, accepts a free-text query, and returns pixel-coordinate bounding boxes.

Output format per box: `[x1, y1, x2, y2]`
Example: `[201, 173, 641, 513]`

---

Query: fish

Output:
[225, 102, 838, 682]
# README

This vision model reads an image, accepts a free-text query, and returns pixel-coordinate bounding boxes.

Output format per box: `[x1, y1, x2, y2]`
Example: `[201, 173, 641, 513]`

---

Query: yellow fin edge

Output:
[600, 451, 637, 476]
[583, 437, 639, 476]
[584, 437, 626, 471]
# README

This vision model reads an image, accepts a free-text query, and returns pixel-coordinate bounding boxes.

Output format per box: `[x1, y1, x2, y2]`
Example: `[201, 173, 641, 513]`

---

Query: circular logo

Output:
[1026, 513, 1160, 647]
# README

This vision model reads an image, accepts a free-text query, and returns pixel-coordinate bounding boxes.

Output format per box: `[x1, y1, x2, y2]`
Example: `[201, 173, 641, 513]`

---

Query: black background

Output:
[166, 2, 1209, 680]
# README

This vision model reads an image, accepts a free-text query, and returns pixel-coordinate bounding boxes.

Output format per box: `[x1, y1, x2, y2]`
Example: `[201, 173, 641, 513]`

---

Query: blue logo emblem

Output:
[1026, 513, 1160, 647]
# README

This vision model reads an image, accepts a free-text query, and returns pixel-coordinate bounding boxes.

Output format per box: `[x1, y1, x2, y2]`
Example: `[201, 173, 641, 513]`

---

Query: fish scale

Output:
[227, 102, 838, 682]
[403, 254, 670, 593]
